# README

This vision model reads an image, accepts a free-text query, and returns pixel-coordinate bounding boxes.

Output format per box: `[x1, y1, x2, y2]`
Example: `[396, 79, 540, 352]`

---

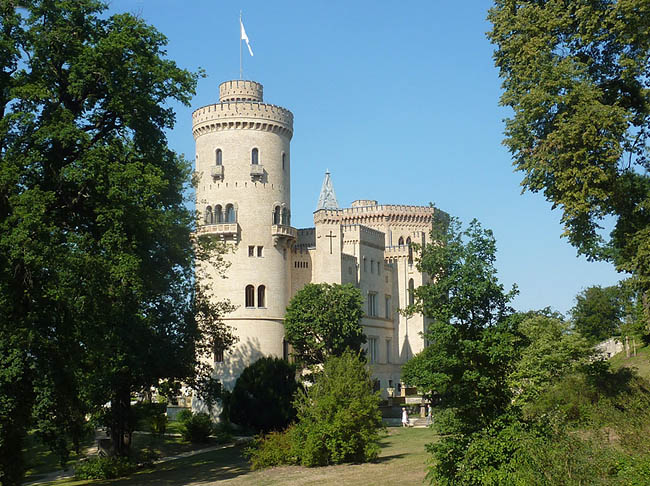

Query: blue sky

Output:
[108, 0, 624, 315]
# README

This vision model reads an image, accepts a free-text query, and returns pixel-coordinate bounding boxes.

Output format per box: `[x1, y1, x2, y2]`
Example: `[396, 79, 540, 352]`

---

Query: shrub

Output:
[180, 412, 213, 443]
[229, 357, 301, 433]
[291, 350, 383, 466]
[132, 401, 168, 435]
[245, 427, 298, 470]
[176, 408, 193, 424]
[74, 456, 135, 480]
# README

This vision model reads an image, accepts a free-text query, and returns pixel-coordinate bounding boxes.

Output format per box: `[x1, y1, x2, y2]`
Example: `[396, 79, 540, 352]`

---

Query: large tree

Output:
[488, 1, 650, 312]
[401, 218, 520, 482]
[284, 283, 365, 366]
[0, 1, 234, 483]
[571, 285, 624, 342]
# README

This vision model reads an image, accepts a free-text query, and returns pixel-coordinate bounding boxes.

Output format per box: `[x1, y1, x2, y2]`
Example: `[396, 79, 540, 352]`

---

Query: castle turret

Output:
[193, 80, 295, 390]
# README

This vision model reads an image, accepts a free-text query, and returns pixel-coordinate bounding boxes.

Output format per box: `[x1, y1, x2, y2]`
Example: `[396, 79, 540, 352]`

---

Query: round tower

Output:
[193, 80, 295, 388]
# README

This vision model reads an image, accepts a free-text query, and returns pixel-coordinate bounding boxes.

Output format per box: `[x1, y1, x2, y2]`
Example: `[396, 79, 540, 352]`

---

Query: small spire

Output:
[317, 171, 339, 210]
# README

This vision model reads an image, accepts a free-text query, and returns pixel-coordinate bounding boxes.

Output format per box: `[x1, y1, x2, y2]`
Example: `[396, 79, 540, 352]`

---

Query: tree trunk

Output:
[109, 386, 132, 457]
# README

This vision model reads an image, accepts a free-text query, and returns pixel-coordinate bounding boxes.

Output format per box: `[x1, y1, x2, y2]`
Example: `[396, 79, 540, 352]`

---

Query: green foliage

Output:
[74, 456, 135, 480]
[284, 283, 365, 366]
[509, 314, 592, 406]
[291, 350, 383, 466]
[487, 1, 650, 299]
[571, 285, 626, 342]
[245, 427, 298, 470]
[404, 218, 519, 436]
[180, 412, 213, 443]
[0, 0, 235, 481]
[229, 357, 300, 433]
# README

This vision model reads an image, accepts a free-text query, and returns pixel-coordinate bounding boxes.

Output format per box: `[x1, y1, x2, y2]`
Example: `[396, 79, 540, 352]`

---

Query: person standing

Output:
[401, 407, 409, 427]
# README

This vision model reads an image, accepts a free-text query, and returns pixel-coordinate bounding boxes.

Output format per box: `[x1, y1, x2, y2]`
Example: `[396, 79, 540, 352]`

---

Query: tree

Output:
[488, 1, 650, 316]
[284, 283, 365, 366]
[228, 357, 301, 433]
[291, 350, 383, 466]
[402, 218, 520, 482]
[0, 1, 234, 483]
[571, 285, 624, 342]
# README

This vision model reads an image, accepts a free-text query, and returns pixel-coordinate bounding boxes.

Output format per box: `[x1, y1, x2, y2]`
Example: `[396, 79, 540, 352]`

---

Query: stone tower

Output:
[192, 80, 296, 389]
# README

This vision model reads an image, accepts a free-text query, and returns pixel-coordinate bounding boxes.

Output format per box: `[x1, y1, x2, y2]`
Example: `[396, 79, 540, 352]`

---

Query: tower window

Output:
[248, 246, 255, 257]
[398, 236, 404, 246]
[214, 346, 224, 363]
[368, 337, 378, 364]
[407, 237, 413, 264]
[408, 279, 415, 306]
[257, 285, 266, 308]
[282, 153, 286, 170]
[273, 206, 281, 225]
[205, 206, 213, 224]
[368, 292, 377, 317]
[225, 204, 236, 222]
[216, 148, 222, 165]
[245, 285, 255, 307]
[257, 246, 263, 257]
[215, 204, 223, 223]
[370, 259, 374, 273]
[251, 148, 259, 165]
[281, 207, 288, 225]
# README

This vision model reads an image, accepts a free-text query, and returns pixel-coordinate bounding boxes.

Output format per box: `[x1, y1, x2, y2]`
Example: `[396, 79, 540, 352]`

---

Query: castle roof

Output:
[316, 170, 339, 211]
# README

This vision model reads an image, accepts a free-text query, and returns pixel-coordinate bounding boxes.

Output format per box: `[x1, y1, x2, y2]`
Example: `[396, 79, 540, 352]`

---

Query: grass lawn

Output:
[610, 340, 650, 379]
[40, 427, 435, 486]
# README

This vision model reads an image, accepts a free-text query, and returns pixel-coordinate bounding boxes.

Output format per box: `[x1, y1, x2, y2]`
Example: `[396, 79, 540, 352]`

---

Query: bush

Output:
[176, 408, 193, 424]
[180, 412, 213, 443]
[74, 456, 135, 480]
[291, 350, 383, 466]
[229, 357, 301, 433]
[132, 401, 168, 435]
[245, 427, 298, 470]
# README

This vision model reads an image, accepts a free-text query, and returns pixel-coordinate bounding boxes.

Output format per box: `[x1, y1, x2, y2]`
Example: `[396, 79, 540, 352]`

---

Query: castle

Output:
[192, 79, 446, 398]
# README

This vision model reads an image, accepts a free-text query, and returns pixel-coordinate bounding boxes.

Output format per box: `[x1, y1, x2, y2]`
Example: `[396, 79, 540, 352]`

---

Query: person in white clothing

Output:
[401, 407, 409, 427]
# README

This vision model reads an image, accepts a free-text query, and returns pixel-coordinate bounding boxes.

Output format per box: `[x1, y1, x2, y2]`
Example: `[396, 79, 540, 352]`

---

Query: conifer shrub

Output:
[179, 412, 213, 443]
[228, 357, 300, 433]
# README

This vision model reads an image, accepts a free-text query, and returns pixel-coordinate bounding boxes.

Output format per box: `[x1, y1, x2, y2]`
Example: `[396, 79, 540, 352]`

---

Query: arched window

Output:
[215, 204, 223, 223]
[273, 206, 281, 225]
[287, 210, 291, 226]
[281, 207, 288, 225]
[282, 153, 286, 170]
[257, 285, 266, 308]
[245, 285, 255, 307]
[251, 148, 259, 165]
[408, 279, 415, 306]
[215, 148, 222, 165]
[205, 206, 213, 224]
[398, 236, 404, 246]
[225, 204, 236, 223]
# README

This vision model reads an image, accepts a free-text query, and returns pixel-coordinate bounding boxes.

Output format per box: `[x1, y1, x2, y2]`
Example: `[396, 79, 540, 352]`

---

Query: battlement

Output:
[296, 227, 316, 248]
[342, 224, 386, 250]
[192, 101, 293, 140]
[219, 80, 263, 102]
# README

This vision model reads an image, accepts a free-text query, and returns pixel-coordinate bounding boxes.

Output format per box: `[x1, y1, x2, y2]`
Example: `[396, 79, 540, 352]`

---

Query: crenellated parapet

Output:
[192, 101, 293, 140]
[342, 224, 386, 250]
[219, 80, 263, 102]
[315, 204, 445, 228]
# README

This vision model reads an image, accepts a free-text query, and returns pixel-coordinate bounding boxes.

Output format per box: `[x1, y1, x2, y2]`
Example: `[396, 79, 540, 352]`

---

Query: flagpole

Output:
[239, 11, 243, 79]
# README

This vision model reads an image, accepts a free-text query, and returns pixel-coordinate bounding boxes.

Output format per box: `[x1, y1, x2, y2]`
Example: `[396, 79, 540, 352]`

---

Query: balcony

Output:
[210, 165, 224, 180]
[250, 164, 264, 181]
[271, 224, 297, 247]
[196, 223, 239, 241]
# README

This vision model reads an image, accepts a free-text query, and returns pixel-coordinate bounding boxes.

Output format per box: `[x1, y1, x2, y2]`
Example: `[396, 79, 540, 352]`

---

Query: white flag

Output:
[240, 19, 254, 57]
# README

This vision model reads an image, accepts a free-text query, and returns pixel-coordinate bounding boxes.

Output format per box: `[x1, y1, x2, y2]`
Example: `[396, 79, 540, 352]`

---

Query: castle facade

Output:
[193, 80, 446, 397]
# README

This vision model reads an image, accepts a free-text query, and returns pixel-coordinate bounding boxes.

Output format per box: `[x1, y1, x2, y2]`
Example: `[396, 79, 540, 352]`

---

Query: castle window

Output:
[205, 206, 213, 224]
[215, 148, 222, 165]
[257, 246, 263, 257]
[363, 257, 367, 272]
[377, 262, 381, 275]
[408, 279, 415, 306]
[368, 337, 378, 364]
[251, 148, 259, 165]
[215, 204, 223, 223]
[214, 346, 224, 363]
[385, 295, 392, 319]
[368, 292, 377, 317]
[370, 260, 374, 273]
[225, 204, 236, 222]
[248, 246, 255, 257]
[257, 285, 266, 308]
[282, 153, 286, 170]
[398, 236, 404, 246]
[386, 339, 392, 363]
[407, 237, 413, 264]
[245, 285, 255, 307]
[273, 206, 281, 225]
[281, 208, 288, 225]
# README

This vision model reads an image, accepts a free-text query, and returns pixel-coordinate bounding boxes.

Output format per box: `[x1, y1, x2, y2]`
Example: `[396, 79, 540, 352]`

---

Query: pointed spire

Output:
[317, 170, 339, 210]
